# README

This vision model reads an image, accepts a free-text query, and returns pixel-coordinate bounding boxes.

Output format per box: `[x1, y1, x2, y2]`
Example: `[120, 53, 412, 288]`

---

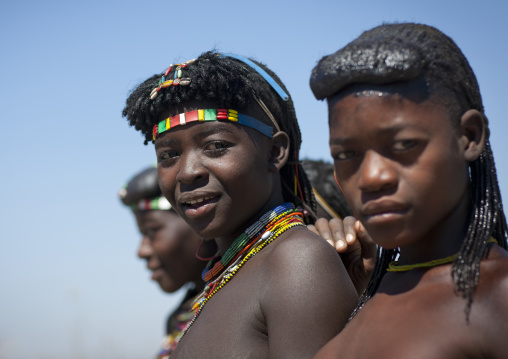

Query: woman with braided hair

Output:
[310, 23, 508, 358]
[123, 51, 358, 358]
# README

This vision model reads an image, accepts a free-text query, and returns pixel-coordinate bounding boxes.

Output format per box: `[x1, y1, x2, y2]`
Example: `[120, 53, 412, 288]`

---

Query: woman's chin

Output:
[156, 276, 182, 294]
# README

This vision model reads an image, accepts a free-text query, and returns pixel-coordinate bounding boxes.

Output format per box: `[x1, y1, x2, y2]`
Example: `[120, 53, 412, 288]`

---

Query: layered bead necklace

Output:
[177, 202, 305, 341]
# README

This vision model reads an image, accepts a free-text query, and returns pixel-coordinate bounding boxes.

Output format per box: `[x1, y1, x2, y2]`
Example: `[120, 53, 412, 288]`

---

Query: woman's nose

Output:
[357, 150, 398, 193]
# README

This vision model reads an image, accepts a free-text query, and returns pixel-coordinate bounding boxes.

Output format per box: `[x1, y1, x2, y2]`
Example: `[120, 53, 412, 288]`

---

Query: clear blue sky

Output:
[1, 0, 507, 358]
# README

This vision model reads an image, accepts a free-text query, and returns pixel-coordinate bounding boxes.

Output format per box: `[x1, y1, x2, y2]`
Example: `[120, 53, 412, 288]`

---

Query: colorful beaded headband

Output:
[153, 108, 273, 140]
[130, 196, 172, 211]
[149, 53, 289, 140]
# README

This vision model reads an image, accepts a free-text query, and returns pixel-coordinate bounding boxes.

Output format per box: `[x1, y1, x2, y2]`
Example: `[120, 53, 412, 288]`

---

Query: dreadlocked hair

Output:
[122, 50, 317, 221]
[310, 22, 508, 320]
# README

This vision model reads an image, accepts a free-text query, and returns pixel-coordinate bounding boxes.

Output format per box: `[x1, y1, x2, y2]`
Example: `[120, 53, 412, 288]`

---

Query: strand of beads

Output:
[201, 203, 295, 282]
[177, 205, 304, 341]
[201, 210, 303, 292]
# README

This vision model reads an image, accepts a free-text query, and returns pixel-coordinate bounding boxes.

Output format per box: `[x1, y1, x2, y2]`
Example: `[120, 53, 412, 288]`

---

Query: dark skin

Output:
[155, 102, 358, 359]
[313, 86, 508, 359]
[135, 209, 206, 293]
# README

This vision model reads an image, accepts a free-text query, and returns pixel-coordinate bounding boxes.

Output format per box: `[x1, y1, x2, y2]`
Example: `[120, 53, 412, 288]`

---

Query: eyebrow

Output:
[155, 138, 178, 150]
[329, 124, 414, 145]
[192, 123, 237, 140]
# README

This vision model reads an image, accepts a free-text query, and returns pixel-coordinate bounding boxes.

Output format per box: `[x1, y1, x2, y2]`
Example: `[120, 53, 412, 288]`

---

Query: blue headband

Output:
[223, 53, 289, 101]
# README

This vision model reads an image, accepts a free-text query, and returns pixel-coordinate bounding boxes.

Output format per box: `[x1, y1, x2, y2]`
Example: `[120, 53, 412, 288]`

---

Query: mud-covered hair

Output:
[123, 51, 317, 219]
[311, 23, 508, 319]
[302, 159, 353, 219]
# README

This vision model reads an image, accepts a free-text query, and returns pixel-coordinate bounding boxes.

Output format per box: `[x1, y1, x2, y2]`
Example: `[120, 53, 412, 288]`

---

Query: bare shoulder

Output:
[257, 225, 358, 358]
[464, 245, 508, 357]
[261, 225, 356, 295]
[267, 225, 343, 264]
[477, 245, 508, 318]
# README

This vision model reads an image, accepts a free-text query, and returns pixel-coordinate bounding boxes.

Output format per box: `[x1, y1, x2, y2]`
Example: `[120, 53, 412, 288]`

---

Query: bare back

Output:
[314, 245, 508, 359]
[172, 226, 358, 359]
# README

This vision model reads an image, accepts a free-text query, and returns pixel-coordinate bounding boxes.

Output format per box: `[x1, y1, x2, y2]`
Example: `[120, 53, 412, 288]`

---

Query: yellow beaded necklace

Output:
[387, 237, 498, 272]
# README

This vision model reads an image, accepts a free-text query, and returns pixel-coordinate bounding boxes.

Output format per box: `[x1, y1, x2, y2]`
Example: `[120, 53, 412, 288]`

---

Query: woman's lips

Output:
[151, 268, 164, 281]
[361, 200, 408, 223]
[179, 194, 220, 218]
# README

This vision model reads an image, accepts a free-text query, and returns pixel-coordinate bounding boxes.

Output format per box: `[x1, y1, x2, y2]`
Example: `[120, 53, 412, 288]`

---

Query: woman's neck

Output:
[214, 194, 286, 256]
[398, 191, 471, 265]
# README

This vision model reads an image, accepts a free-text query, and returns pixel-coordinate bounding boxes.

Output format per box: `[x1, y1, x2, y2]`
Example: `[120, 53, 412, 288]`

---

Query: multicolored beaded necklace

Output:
[177, 202, 305, 341]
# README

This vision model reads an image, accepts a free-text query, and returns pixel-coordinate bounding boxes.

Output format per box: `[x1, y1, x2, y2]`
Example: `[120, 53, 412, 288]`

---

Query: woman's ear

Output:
[460, 109, 486, 162]
[268, 131, 290, 173]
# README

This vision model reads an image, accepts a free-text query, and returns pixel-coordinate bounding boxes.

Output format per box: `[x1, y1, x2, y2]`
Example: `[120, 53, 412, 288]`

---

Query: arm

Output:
[262, 227, 358, 359]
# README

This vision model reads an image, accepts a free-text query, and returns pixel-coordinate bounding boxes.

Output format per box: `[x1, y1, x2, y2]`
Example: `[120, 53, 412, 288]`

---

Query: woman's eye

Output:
[334, 151, 355, 160]
[158, 150, 180, 162]
[393, 140, 417, 151]
[205, 141, 232, 153]
[144, 230, 155, 240]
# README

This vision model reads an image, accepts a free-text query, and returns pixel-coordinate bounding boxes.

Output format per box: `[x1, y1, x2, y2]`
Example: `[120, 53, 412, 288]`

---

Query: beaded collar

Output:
[201, 202, 296, 282]
[177, 202, 305, 341]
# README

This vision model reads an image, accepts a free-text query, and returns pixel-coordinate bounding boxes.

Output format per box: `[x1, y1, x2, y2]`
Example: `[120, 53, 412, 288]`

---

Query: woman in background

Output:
[119, 166, 216, 358]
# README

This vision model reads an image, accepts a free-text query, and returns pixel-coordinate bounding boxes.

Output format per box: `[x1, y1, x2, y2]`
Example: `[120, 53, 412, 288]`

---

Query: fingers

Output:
[326, 218, 347, 252]
[307, 224, 320, 236]
[311, 216, 367, 255]
[311, 218, 337, 248]
[310, 216, 362, 253]
[342, 216, 357, 246]
[354, 220, 377, 271]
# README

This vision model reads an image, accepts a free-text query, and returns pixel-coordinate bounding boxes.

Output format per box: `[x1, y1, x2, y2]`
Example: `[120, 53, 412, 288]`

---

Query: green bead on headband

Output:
[152, 108, 274, 140]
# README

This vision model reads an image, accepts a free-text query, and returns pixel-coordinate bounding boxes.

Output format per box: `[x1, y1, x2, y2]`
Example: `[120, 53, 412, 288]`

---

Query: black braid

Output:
[349, 248, 398, 321]
[123, 51, 317, 221]
[310, 23, 508, 319]
[454, 140, 508, 318]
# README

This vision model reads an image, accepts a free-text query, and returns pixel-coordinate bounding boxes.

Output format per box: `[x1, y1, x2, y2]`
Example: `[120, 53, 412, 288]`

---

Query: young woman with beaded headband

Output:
[123, 51, 358, 358]
[310, 23, 508, 358]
